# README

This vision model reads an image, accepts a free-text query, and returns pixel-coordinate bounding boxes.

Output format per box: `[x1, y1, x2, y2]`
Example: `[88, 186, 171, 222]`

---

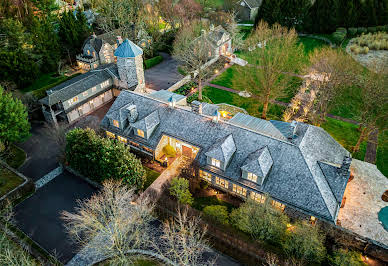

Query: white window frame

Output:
[215, 176, 228, 189]
[200, 170, 212, 182]
[82, 91, 88, 97]
[137, 129, 145, 138]
[247, 172, 258, 183]
[211, 158, 221, 168]
[67, 96, 79, 106]
[250, 192, 266, 204]
[233, 184, 247, 196]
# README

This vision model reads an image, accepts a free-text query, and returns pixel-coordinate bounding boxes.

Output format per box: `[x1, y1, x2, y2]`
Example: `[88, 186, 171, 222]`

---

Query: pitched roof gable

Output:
[114, 39, 143, 58]
[131, 110, 160, 132]
[241, 146, 273, 179]
[205, 134, 236, 163]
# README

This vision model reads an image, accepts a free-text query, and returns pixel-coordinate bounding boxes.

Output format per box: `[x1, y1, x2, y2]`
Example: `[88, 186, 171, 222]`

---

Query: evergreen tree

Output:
[335, 0, 361, 28]
[281, 0, 311, 30]
[304, 0, 337, 33]
[255, 0, 283, 26]
[377, 0, 388, 26]
[0, 86, 30, 144]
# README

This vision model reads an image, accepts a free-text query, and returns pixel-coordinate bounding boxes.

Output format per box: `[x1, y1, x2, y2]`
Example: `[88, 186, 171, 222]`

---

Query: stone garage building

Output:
[237, 0, 262, 21]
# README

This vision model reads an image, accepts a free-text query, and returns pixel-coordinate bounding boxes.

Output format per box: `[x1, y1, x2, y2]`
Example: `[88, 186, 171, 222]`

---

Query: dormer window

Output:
[68, 96, 78, 106]
[137, 129, 145, 138]
[211, 158, 220, 168]
[87, 50, 90, 55]
[113, 120, 119, 128]
[247, 172, 257, 183]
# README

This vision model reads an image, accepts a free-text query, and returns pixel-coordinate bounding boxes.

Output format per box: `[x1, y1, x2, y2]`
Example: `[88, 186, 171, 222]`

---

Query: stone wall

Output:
[167, 75, 191, 92]
[117, 57, 138, 89]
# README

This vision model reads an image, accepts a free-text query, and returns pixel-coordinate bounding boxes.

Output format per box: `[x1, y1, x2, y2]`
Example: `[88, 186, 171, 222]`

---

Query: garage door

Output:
[182, 145, 192, 158]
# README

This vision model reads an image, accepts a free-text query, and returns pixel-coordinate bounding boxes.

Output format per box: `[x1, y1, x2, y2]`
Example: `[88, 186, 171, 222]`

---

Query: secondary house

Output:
[237, 0, 263, 22]
[101, 90, 352, 225]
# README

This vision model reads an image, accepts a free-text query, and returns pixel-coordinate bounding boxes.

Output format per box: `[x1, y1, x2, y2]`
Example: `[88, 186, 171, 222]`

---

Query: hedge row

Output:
[144, 55, 163, 69]
[31, 73, 81, 99]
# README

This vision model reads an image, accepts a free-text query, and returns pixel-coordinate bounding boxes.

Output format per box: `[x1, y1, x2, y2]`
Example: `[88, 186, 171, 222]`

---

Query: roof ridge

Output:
[49, 73, 98, 97]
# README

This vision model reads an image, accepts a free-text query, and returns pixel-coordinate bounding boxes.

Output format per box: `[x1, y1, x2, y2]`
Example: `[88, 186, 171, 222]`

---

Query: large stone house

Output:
[205, 25, 233, 58]
[237, 0, 262, 21]
[40, 39, 144, 125]
[101, 90, 352, 225]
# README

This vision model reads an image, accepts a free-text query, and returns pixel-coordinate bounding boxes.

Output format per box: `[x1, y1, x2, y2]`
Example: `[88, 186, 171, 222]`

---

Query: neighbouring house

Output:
[101, 90, 352, 225]
[204, 25, 233, 58]
[40, 39, 145, 125]
[237, 0, 262, 22]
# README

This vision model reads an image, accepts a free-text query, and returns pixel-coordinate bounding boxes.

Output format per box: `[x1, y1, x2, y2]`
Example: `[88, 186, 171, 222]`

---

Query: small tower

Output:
[114, 39, 145, 91]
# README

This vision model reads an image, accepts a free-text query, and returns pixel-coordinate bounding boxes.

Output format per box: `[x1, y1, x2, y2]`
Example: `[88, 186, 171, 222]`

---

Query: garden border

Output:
[61, 164, 102, 190]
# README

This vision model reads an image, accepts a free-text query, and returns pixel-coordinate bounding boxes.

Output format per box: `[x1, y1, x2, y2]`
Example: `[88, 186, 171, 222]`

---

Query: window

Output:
[101, 80, 110, 88]
[310, 216, 317, 225]
[272, 200, 285, 211]
[247, 172, 258, 183]
[92, 87, 96, 92]
[215, 176, 228, 189]
[250, 192, 266, 203]
[233, 184, 247, 196]
[113, 120, 119, 128]
[137, 129, 145, 138]
[130, 141, 140, 148]
[200, 170, 212, 182]
[83, 91, 88, 97]
[67, 96, 78, 106]
[211, 158, 221, 168]
[78, 107, 83, 115]
[117, 135, 127, 144]
[87, 50, 90, 55]
[106, 131, 115, 139]
[143, 146, 153, 153]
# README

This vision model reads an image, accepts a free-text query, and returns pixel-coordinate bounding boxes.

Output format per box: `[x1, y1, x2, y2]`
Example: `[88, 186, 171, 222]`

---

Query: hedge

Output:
[144, 55, 163, 69]
[31, 73, 81, 99]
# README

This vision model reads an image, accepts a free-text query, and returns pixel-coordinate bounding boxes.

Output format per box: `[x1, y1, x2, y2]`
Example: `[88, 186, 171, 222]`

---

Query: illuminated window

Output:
[250, 192, 266, 203]
[92, 87, 96, 92]
[68, 96, 78, 106]
[83, 91, 88, 97]
[247, 172, 257, 182]
[113, 120, 119, 127]
[200, 170, 212, 182]
[130, 141, 140, 148]
[272, 200, 285, 211]
[106, 131, 115, 139]
[233, 184, 247, 196]
[117, 135, 127, 144]
[310, 216, 317, 225]
[215, 176, 228, 189]
[137, 129, 145, 138]
[101, 80, 110, 88]
[87, 50, 90, 55]
[143, 146, 153, 153]
[211, 158, 220, 168]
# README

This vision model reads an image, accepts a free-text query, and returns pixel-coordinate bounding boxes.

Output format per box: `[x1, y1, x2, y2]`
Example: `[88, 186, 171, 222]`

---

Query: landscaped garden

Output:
[0, 165, 24, 197]
[144, 167, 161, 189]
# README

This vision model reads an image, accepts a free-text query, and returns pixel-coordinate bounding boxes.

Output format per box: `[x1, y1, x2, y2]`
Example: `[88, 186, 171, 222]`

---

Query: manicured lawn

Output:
[5, 145, 26, 169]
[202, 86, 285, 120]
[376, 130, 388, 178]
[297, 36, 328, 55]
[321, 118, 367, 161]
[211, 66, 241, 89]
[144, 167, 161, 189]
[0, 166, 24, 197]
[192, 195, 236, 213]
[330, 85, 362, 121]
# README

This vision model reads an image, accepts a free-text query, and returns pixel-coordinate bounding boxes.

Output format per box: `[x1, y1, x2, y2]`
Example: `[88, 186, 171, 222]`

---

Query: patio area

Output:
[337, 159, 388, 246]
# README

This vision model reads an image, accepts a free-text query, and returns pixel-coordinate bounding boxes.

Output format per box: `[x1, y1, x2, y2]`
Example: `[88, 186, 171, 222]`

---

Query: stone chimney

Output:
[338, 156, 352, 178]
[116, 36, 123, 46]
[191, 101, 202, 114]
[289, 121, 298, 140]
[127, 105, 138, 123]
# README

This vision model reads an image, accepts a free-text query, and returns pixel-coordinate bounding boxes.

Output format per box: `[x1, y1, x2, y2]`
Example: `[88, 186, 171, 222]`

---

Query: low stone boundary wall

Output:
[0, 160, 35, 208]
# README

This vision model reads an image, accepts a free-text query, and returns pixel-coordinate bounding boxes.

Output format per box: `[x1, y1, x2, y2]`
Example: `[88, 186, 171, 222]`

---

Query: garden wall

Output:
[0, 160, 35, 208]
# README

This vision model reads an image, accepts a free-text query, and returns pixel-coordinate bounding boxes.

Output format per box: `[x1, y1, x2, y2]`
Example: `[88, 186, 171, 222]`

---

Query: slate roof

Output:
[241, 146, 273, 179]
[114, 39, 143, 58]
[131, 110, 160, 132]
[149, 90, 186, 105]
[83, 35, 105, 54]
[39, 64, 118, 106]
[241, 0, 262, 9]
[206, 25, 230, 47]
[205, 134, 236, 164]
[101, 91, 351, 223]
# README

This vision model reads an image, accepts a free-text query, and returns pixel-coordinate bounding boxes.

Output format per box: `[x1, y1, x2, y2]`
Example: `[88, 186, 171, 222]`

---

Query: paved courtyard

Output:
[14, 171, 97, 263]
[144, 52, 183, 91]
[337, 159, 388, 246]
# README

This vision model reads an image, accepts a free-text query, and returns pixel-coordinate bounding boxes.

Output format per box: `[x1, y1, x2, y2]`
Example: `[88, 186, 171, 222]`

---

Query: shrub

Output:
[230, 198, 289, 245]
[336, 27, 347, 34]
[367, 26, 377, 33]
[332, 31, 346, 44]
[186, 92, 212, 104]
[357, 27, 367, 34]
[144, 55, 163, 69]
[283, 221, 326, 263]
[162, 144, 176, 157]
[376, 26, 385, 32]
[203, 205, 229, 225]
[65, 128, 146, 189]
[329, 249, 365, 266]
[174, 81, 197, 96]
[348, 28, 357, 36]
[169, 177, 193, 205]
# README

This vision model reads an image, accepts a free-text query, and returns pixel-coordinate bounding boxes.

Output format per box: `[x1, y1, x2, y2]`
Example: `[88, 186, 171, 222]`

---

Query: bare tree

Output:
[173, 21, 214, 100]
[352, 70, 388, 152]
[305, 47, 359, 126]
[233, 21, 305, 119]
[209, 11, 243, 50]
[154, 207, 213, 266]
[61, 180, 155, 263]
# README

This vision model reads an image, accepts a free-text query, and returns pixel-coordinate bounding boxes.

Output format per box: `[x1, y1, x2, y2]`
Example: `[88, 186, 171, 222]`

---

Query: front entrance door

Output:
[182, 145, 192, 158]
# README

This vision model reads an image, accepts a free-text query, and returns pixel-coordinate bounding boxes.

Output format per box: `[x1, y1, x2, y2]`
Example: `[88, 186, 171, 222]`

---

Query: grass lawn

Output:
[192, 195, 236, 213]
[143, 167, 161, 189]
[0, 166, 24, 197]
[5, 145, 26, 169]
[321, 118, 367, 161]
[297, 36, 328, 56]
[330, 85, 362, 121]
[376, 130, 388, 178]
[203, 86, 285, 120]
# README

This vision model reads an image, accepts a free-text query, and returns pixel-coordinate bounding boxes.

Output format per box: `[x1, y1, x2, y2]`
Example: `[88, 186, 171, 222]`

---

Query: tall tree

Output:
[0, 86, 30, 144]
[304, 0, 337, 33]
[233, 21, 304, 119]
[172, 21, 214, 101]
[352, 70, 388, 152]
